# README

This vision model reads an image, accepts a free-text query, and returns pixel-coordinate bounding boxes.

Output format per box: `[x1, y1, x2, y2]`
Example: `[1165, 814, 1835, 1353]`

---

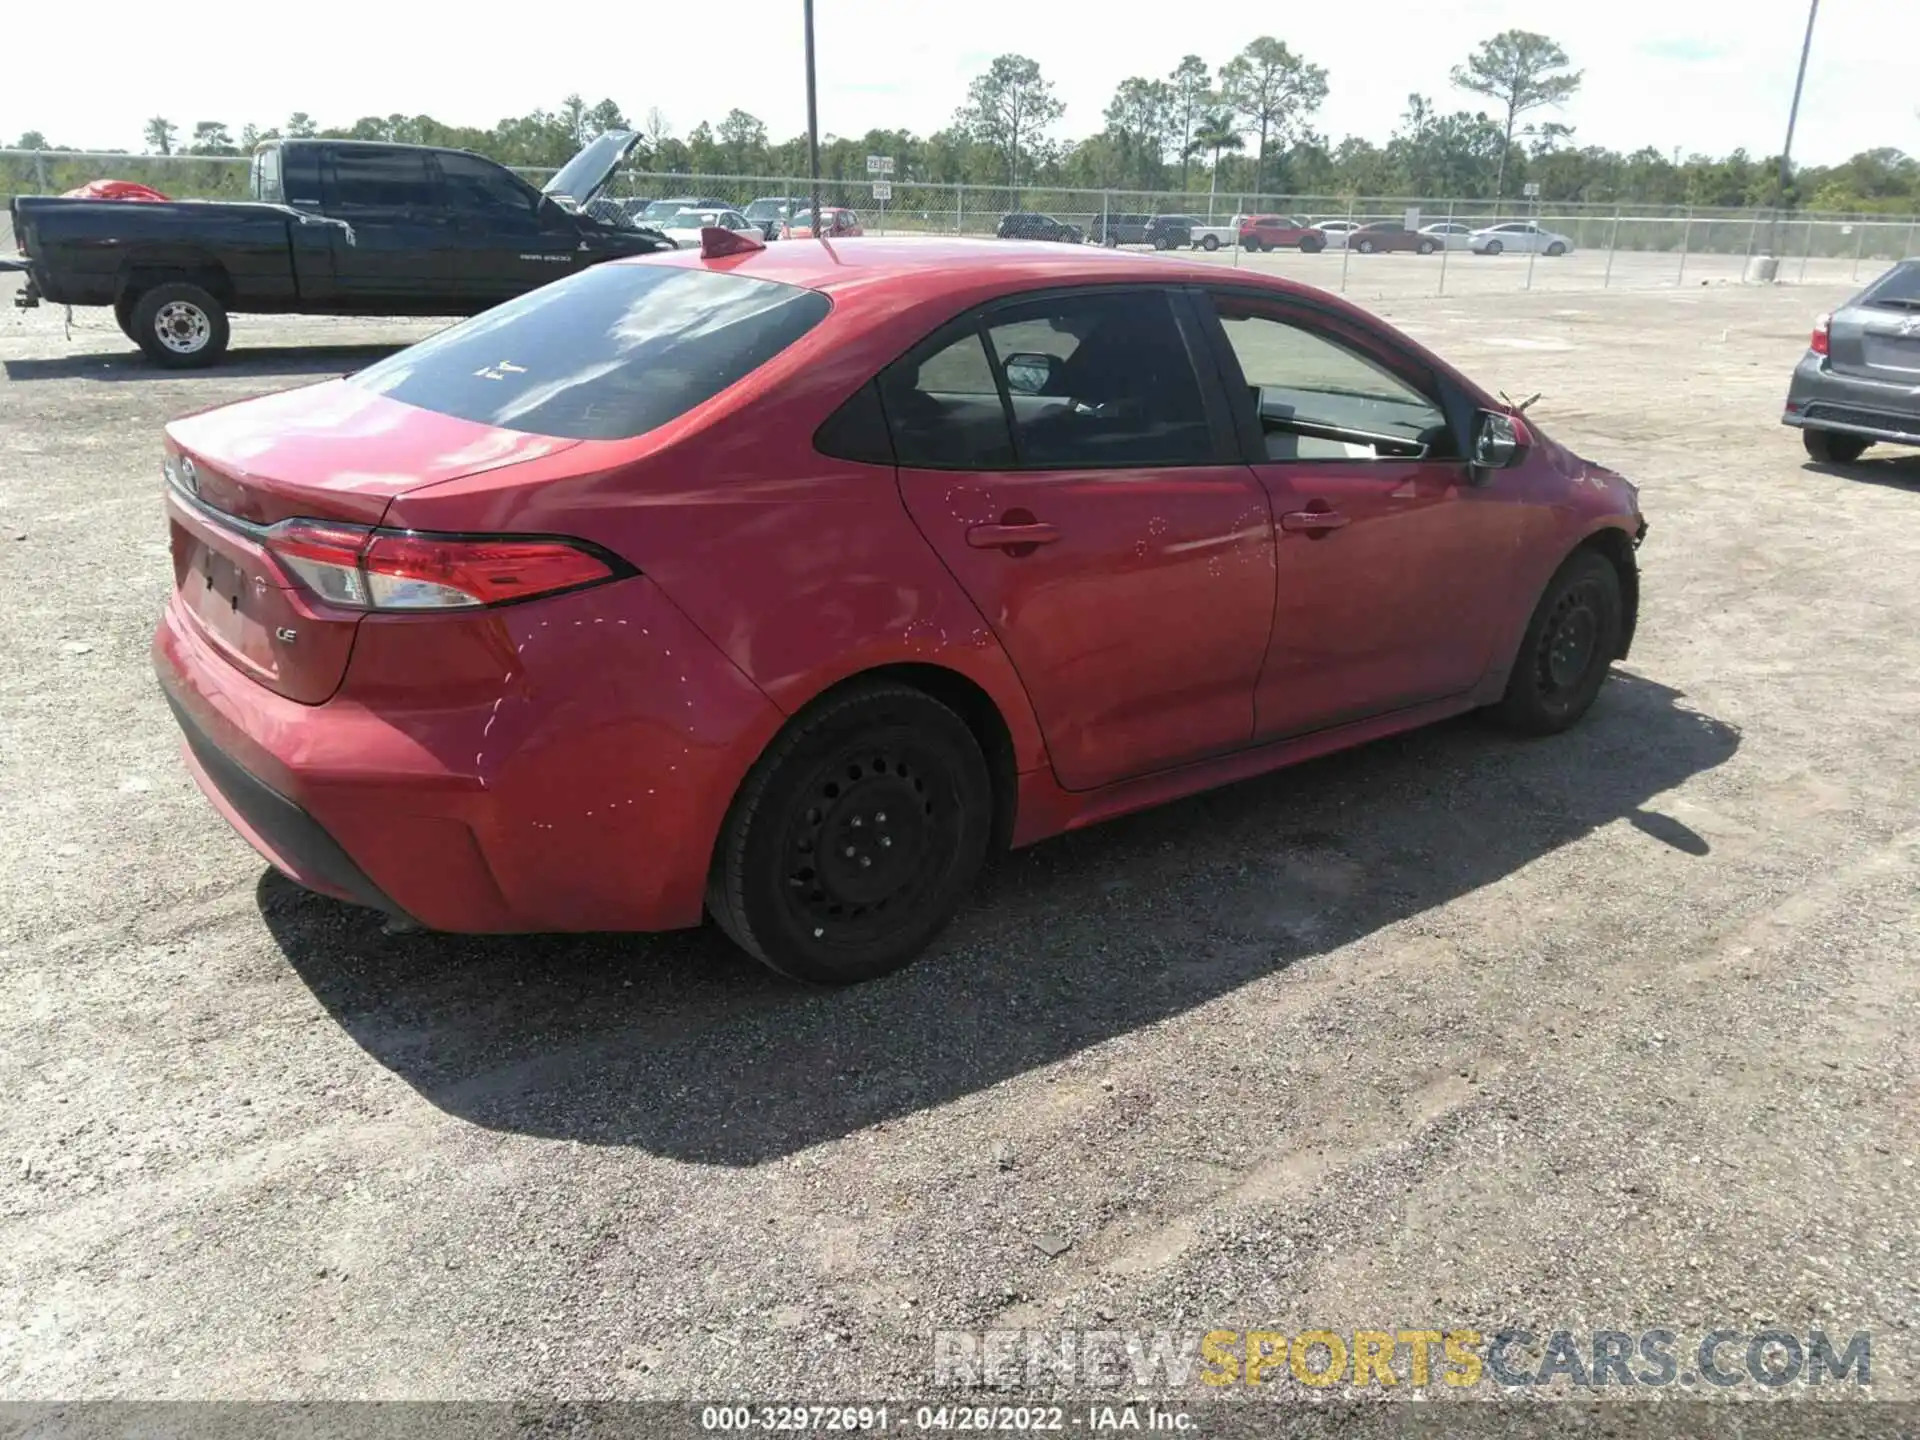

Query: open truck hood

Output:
[541, 130, 642, 211]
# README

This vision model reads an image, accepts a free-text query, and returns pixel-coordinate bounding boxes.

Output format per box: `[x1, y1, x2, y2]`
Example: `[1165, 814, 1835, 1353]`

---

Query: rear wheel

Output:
[1356, 238, 1376, 254]
[1803, 429, 1870, 464]
[1417, 239, 1436, 255]
[130, 283, 229, 369]
[1484, 239, 1504, 256]
[1545, 241, 1568, 257]
[1242, 237, 1262, 253]
[707, 682, 993, 985]
[1300, 237, 1324, 254]
[1201, 234, 1220, 252]
[1493, 550, 1622, 736]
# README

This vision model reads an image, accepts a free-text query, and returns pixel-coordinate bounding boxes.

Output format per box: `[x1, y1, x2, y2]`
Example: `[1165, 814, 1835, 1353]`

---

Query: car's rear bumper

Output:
[153, 574, 786, 934]
[1783, 354, 1920, 447]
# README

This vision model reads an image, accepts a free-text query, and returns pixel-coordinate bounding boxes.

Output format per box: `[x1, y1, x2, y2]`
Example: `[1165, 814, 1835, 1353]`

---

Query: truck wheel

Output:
[131, 283, 230, 369]
[1201, 235, 1220, 252]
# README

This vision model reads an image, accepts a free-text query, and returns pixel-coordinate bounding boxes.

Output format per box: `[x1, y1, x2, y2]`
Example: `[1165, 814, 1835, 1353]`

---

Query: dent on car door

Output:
[1197, 289, 1524, 739]
[885, 287, 1274, 792]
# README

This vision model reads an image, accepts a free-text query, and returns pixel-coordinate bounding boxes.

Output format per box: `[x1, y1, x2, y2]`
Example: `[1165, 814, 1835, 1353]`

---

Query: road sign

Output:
[871, 180, 893, 202]
[1522, 182, 1541, 198]
[866, 155, 895, 176]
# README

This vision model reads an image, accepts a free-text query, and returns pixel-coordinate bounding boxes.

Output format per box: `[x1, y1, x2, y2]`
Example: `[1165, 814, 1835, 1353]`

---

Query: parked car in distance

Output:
[1239, 215, 1326, 253]
[1783, 258, 1920, 463]
[997, 212, 1084, 244]
[1311, 219, 1362, 248]
[744, 195, 811, 238]
[1087, 212, 1154, 246]
[1186, 217, 1242, 251]
[2, 131, 673, 368]
[784, 207, 863, 239]
[1418, 221, 1475, 251]
[1143, 215, 1197, 250]
[641, 196, 730, 224]
[152, 235, 1645, 987]
[653, 207, 760, 248]
[1470, 222, 1575, 256]
[1346, 222, 1439, 255]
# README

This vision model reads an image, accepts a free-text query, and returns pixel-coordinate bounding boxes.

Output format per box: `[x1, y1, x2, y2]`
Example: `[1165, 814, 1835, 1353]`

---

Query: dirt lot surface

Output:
[1, 269, 1916, 1405]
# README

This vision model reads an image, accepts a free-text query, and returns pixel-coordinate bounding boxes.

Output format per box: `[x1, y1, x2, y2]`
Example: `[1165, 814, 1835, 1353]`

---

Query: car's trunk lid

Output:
[1829, 301, 1920, 383]
[164, 382, 579, 703]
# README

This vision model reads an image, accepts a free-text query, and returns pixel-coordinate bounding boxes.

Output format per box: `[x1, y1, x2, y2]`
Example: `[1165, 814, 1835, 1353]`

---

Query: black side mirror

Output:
[1472, 410, 1526, 470]
[1002, 352, 1062, 395]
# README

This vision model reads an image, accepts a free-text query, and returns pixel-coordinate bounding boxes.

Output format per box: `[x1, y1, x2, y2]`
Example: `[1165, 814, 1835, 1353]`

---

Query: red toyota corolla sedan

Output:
[154, 232, 1646, 984]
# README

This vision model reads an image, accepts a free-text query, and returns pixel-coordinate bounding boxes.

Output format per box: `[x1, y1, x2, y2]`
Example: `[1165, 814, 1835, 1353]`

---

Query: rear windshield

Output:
[1861, 261, 1920, 310]
[346, 263, 830, 441]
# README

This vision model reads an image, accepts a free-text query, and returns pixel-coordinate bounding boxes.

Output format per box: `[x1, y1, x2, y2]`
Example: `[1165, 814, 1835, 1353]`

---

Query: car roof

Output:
[618, 236, 1317, 299]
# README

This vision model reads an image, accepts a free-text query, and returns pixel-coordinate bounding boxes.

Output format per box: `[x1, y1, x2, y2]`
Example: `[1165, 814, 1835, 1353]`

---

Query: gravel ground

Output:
[0, 273, 1916, 1407]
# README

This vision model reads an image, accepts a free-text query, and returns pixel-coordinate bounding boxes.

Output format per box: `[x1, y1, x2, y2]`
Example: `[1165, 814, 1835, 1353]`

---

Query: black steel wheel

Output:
[1803, 429, 1869, 464]
[708, 682, 992, 984]
[1494, 550, 1623, 736]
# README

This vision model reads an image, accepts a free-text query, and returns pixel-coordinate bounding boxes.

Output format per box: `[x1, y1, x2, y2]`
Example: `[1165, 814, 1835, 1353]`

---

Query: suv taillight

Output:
[1811, 313, 1831, 357]
[265, 518, 625, 611]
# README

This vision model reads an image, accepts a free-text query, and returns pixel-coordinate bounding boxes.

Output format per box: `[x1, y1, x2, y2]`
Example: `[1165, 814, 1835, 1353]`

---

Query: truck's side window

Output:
[437, 153, 538, 219]
[325, 148, 434, 212]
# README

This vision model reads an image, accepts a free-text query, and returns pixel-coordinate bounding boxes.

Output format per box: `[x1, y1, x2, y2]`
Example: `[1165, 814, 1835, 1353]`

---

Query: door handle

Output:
[1279, 509, 1350, 534]
[967, 522, 1061, 551]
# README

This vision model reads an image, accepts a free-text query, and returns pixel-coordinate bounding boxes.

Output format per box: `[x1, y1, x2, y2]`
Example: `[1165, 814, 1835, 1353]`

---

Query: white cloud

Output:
[3, 0, 1911, 168]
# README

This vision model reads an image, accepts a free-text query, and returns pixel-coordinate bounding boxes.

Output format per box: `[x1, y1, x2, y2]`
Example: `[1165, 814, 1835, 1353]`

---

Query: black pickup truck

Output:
[2, 131, 671, 367]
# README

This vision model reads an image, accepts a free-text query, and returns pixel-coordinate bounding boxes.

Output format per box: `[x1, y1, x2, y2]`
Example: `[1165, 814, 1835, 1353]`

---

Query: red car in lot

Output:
[1238, 215, 1326, 253]
[154, 231, 1646, 984]
[1347, 221, 1440, 255]
[783, 206, 863, 239]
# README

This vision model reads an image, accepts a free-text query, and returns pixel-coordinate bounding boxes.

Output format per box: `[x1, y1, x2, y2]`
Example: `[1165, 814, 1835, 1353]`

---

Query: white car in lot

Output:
[653, 207, 761, 249]
[1418, 221, 1476, 251]
[1311, 219, 1362, 249]
[1470, 222, 1575, 256]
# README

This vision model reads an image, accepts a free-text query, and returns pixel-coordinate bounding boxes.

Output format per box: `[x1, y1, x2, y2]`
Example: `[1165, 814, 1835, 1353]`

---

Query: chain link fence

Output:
[5, 150, 1918, 302]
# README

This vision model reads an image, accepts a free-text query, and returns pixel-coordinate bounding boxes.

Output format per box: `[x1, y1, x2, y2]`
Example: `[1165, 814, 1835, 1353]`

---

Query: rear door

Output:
[434, 149, 579, 301]
[886, 286, 1274, 792]
[1197, 287, 1524, 740]
[1828, 262, 1920, 383]
[320, 146, 452, 299]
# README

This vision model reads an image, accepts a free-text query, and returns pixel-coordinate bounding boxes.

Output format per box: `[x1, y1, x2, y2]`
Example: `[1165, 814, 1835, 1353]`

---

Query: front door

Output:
[887, 288, 1274, 792]
[1198, 289, 1524, 740]
[319, 145, 452, 301]
[434, 150, 580, 302]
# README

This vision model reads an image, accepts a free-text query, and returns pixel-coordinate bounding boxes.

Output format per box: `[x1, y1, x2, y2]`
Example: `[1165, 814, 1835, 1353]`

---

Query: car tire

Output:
[707, 682, 994, 985]
[1357, 238, 1376, 254]
[1417, 239, 1436, 255]
[1803, 429, 1870, 464]
[1201, 235, 1220, 252]
[1153, 236, 1169, 251]
[1300, 237, 1323, 254]
[130, 283, 229, 369]
[1545, 241, 1567, 257]
[1484, 239, 1504, 256]
[1493, 549, 1623, 737]
[1242, 238, 1262, 253]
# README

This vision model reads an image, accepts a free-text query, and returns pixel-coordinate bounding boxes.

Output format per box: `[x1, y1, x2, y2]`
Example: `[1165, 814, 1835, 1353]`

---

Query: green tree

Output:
[17, 130, 50, 151]
[142, 117, 177, 155]
[1186, 110, 1244, 212]
[956, 53, 1065, 189]
[188, 121, 237, 156]
[1168, 54, 1211, 190]
[1104, 77, 1176, 189]
[286, 112, 318, 139]
[1218, 38, 1328, 195]
[716, 109, 769, 172]
[1450, 29, 1582, 203]
[585, 99, 630, 140]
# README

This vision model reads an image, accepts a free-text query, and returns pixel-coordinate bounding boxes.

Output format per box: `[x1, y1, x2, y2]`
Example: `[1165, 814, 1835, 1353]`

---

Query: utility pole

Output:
[804, 0, 822, 231]
[1763, 0, 1820, 267]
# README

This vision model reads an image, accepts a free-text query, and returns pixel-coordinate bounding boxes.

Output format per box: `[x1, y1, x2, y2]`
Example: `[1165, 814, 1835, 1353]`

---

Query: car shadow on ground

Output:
[1803, 451, 1920, 491]
[1, 344, 404, 383]
[259, 669, 1739, 1166]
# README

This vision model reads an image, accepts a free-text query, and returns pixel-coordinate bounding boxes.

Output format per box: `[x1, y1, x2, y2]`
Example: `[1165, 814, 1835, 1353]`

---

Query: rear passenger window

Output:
[882, 330, 1014, 469]
[983, 291, 1215, 468]
[327, 148, 434, 210]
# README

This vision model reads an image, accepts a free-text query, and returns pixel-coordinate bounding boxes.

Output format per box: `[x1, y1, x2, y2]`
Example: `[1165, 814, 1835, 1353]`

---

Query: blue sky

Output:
[5, 0, 1910, 167]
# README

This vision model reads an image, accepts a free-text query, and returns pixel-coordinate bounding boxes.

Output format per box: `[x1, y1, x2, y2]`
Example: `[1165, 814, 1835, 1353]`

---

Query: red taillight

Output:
[264, 520, 621, 612]
[1811, 313, 1831, 356]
